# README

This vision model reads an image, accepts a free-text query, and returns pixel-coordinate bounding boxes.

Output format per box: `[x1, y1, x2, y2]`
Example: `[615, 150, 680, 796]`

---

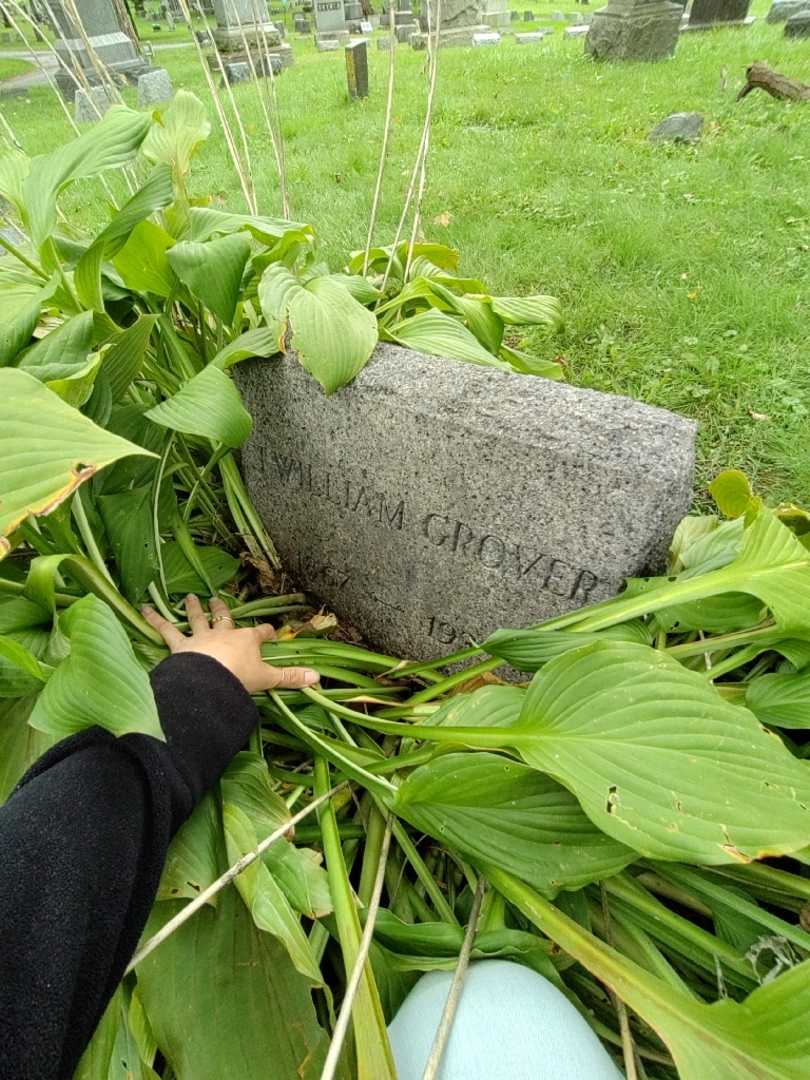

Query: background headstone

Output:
[766, 0, 807, 18]
[74, 84, 111, 122]
[585, 0, 682, 61]
[687, 0, 752, 27]
[411, 0, 490, 47]
[237, 345, 696, 662]
[137, 66, 173, 105]
[212, 0, 281, 50]
[314, 0, 349, 42]
[515, 28, 548, 38]
[49, 0, 146, 99]
[316, 35, 341, 47]
[472, 28, 501, 40]
[784, 8, 810, 33]
[523, 8, 534, 18]
[345, 38, 368, 97]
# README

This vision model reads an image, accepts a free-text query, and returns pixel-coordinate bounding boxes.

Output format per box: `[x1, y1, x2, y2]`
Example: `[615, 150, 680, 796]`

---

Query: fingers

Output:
[264, 666, 320, 690]
[209, 596, 236, 633]
[253, 622, 277, 644]
[186, 594, 209, 635]
[142, 606, 185, 652]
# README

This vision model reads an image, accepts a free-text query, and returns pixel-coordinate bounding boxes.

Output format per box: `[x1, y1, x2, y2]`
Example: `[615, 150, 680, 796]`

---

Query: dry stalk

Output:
[362, 1, 397, 274]
[250, 0, 289, 216]
[125, 781, 347, 973]
[195, 0, 258, 213]
[175, 0, 256, 212]
[320, 817, 393, 1080]
[600, 885, 640, 1080]
[421, 874, 486, 1080]
[379, 0, 442, 296]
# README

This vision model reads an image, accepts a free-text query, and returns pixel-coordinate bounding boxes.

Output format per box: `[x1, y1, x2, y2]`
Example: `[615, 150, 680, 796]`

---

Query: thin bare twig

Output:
[601, 885, 639, 1080]
[379, 0, 442, 296]
[421, 874, 486, 1080]
[198, 0, 258, 213]
[250, 0, 289, 216]
[362, 1, 397, 275]
[125, 781, 347, 972]
[320, 817, 393, 1080]
[175, 0, 255, 212]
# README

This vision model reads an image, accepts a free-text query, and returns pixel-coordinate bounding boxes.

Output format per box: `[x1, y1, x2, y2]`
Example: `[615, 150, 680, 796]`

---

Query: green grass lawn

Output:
[0, 56, 32, 78]
[1, 11, 808, 506]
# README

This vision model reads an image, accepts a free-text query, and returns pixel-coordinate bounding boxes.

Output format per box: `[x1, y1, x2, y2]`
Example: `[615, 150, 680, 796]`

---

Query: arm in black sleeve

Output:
[0, 652, 259, 1080]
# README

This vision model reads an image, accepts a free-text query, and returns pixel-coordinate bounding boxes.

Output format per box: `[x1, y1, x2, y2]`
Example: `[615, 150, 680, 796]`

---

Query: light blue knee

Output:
[387, 960, 623, 1080]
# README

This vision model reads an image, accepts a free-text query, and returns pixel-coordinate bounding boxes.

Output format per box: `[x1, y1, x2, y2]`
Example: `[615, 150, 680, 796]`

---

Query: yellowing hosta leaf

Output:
[0, 369, 155, 555]
[511, 640, 810, 863]
[140, 89, 211, 178]
[29, 594, 162, 741]
[259, 265, 378, 394]
[394, 752, 635, 895]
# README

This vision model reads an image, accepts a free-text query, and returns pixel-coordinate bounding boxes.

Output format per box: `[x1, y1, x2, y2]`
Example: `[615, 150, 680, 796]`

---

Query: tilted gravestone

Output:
[237, 345, 696, 661]
[785, 9, 810, 34]
[585, 0, 682, 60]
[137, 67, 173, 106]
[766, 0, 807, 19]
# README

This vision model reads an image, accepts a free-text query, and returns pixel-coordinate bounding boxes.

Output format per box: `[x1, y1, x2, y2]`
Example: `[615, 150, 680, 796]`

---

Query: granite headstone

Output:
[345, 39, 368, 96]
[766, 0, 806, 19]
[585, 0, 682, 61]
[649, 111, 703, 142]
[137, 67, 173, 105]
[237, 345, 696, 661]
[785, 8, 810, 34]
[74, 84, 111, 122]
[687, 0, 751, 26]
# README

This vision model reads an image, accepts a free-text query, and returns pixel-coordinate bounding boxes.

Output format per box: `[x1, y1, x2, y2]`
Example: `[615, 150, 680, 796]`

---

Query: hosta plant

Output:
[2, 88, 810, 1080]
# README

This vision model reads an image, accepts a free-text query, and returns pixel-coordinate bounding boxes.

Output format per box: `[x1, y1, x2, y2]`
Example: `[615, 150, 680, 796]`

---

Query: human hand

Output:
[142, 595, 320, 694]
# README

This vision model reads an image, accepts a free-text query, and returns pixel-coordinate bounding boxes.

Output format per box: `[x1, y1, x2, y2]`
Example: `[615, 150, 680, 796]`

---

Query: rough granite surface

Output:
[236, 345, 696, 661]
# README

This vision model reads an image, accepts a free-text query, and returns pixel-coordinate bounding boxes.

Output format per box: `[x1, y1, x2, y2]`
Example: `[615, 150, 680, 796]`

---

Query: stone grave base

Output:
[411, 23, 493, 48]
[683, 14, 756, 30]
[212, 23, 282, 51]
[394, 21, 419, 40]
[766, 0, 808, 20]
[315, 28, 351, 45]
[207, 42, 293, 79]
[514, 28, 550, 40]
[585, 0, 682, 60]
[56, 57, 152, 102]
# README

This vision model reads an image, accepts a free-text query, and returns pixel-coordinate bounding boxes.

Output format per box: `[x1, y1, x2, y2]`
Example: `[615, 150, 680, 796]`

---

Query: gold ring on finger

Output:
[212, 614, 235, 626]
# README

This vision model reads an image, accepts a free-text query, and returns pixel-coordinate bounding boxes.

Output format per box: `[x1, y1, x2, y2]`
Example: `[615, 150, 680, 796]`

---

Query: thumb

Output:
[265, 665, 320, 690]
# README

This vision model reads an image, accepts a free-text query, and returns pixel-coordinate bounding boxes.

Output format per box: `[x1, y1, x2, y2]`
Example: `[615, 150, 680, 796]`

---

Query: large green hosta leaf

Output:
[24, 106, 151, 251]
[0, 274, 58, 368]
[509, 640, 810, 863]
[136, 888, 331, 1080]
[75, 165, 174, 311]
[0, 369, 155, 554]
[394, 752, 635, 895]
[745, 670, 810, 729]
[145, 364, 251, 447]
[0, 695, 57, 802]
[18, 310, 94, 381]
[259, 265, 378, 394]
[491, 867, 810, 1080]
[29, 594, 162, 741]
[569, 511, 810, 637]
[386, 309, 510, 370]
[167, 233, 251, 326]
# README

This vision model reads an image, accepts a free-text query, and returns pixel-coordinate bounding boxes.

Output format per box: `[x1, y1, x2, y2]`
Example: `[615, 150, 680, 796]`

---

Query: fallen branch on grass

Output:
[737, 62, 810, 103]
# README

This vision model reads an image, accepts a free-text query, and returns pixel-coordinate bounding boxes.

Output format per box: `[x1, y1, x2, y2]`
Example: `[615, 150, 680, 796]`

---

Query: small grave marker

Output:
[74, 85, 111, 123]
[137, 67, 173, 106]
[237, 344, 696, 662]
[345, 39, 368, 97]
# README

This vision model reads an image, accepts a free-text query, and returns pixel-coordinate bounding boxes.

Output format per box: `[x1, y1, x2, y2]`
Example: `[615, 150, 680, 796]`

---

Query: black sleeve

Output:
[0, 652, 259, 1080]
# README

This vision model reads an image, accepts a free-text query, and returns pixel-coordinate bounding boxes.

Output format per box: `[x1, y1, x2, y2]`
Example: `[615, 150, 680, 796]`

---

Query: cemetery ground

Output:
[1, 11, 809, 509]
